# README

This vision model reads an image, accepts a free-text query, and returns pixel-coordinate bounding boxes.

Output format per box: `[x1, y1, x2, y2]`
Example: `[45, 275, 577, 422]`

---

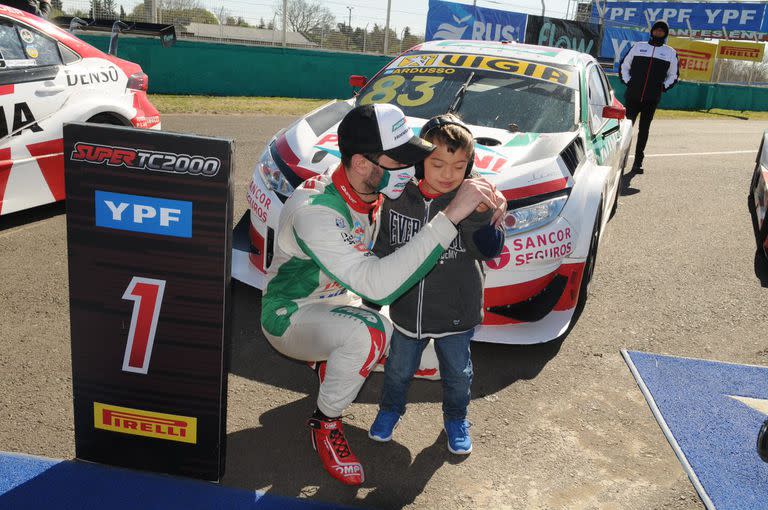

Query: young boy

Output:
[368, 114, 504, 454]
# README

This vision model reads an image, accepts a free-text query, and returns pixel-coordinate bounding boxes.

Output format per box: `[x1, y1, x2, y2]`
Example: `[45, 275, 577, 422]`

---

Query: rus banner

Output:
[717, 40, 765, 62]
[668, 37, 717, 81]
[524, 16, 600, 56]
[425, 0, 527, 42]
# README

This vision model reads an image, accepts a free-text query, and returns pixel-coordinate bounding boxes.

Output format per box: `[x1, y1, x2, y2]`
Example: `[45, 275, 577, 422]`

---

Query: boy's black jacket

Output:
[372, 179, 504, 338]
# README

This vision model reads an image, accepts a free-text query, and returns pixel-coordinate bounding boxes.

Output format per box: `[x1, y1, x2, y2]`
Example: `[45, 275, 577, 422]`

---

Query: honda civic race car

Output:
[749, 129, 768, 263]
[233, 39, 633, 345]
[0, 6, 162, 216]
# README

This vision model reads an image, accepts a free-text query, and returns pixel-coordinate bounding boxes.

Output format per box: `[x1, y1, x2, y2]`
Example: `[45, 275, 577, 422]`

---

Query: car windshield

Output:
[356, 52, 578, 133]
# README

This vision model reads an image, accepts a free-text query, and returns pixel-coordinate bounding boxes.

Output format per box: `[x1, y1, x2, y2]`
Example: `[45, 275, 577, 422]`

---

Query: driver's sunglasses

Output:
[364, 155, 410, 172]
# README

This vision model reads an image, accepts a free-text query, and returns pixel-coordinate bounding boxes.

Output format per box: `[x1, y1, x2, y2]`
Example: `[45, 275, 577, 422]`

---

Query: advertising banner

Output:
[717, 40, 765, 62]
[525, 15, 600, 56]
[426, 0, 527, 42]
[599, 26, 648, 71]
[668, 37, 717, 81]
[65, 123, 233, 481]
[594, 2, 768, 41]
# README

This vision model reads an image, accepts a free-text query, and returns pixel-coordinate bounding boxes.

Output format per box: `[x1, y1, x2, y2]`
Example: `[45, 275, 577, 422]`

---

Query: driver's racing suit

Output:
[261, 165, 459, 417]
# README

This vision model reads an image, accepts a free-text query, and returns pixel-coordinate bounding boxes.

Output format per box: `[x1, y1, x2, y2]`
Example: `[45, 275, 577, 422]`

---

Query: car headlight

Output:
[258, 145, 294, 198]
[504, 195, 568, 236]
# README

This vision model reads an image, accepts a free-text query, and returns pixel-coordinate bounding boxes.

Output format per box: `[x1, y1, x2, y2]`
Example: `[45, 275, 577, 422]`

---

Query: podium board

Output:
[64, 123, 233, 481]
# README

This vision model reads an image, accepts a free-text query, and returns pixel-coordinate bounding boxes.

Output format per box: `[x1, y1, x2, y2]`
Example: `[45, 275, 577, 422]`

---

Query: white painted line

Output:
[630, 150, 755, 158]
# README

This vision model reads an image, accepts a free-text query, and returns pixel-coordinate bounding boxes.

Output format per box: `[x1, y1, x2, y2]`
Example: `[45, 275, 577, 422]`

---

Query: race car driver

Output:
[260, 103, 506, 486]
[620, 19, 679, 174]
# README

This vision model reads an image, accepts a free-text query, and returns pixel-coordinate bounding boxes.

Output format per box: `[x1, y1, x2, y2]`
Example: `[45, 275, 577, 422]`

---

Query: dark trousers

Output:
[625, 99, 658, 168]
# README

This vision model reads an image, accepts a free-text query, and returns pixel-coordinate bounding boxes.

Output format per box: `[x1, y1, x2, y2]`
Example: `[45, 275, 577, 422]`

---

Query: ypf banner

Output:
[717, 40, 765, 62]
[65, 123, 233, 481]
[599, 26, 648, 71]
[594, 2, 768, 41]
[525, 16, 600, 56]
[425, 0, 527, 42]
[668, 37, 717, 82]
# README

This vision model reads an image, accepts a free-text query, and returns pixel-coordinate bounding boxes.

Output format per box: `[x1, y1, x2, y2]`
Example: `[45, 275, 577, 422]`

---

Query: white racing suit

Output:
[261, 166, 458, 417]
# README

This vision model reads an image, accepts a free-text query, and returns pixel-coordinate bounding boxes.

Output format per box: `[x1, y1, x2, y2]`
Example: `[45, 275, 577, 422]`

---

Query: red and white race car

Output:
[0, 6, 162, 216]
[749, 129, 768, 262]
[234, 40, 632, 345]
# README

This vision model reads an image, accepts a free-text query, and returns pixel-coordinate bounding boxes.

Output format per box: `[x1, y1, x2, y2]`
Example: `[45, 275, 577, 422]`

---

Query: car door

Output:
[586, 64, 622, 207]
[0, 16, 73, 215]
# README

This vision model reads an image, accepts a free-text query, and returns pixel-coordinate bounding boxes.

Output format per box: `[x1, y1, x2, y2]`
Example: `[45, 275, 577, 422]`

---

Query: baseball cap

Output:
[338, 103, 435, 167]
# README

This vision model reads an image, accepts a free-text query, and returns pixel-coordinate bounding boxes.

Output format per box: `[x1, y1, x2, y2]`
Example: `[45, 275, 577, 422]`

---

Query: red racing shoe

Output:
[307, 416, 364, 485]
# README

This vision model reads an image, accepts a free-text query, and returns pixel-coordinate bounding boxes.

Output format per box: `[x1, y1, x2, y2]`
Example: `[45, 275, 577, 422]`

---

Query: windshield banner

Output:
[524, 16, 600, 57]
[593, 2, 768, 40]
[426, 0, 528, 42]
[388, 53, 577, 88]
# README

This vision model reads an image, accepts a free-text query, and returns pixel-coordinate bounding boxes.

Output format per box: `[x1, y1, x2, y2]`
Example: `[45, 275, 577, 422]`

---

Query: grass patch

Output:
[150, 95, 768, 120]
[149, 95, 330, 115]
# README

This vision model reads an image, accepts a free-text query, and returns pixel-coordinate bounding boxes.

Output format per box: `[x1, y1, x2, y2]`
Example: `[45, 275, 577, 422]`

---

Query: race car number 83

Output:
[359, 76, 442, 108]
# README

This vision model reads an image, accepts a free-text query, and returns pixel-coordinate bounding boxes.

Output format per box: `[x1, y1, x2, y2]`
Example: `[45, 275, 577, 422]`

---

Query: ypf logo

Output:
[95, 190, 193, 238]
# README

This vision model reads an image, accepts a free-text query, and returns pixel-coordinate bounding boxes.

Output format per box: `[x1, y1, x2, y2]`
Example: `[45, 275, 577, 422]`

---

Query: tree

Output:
[274, 0, 335, 36]
[129, 0, 219, 24]
[258, 17, 266, 29]
[120, 5, 126, 18]
[51, 0, 62, 10]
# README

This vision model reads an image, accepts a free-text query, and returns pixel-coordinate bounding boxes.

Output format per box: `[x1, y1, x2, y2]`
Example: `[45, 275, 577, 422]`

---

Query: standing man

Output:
[620, 20, 679, 174]
[260, 103, 505, 486]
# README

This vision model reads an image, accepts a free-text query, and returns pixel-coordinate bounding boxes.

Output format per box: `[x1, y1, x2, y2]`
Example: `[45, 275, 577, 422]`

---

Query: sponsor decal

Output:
[93, 402, 197, 444]
[246, 180, 272, 223]
[334, 464, 363, 477]
[71, 142, 221, 177]
[394, 53, 574, 86]
[0, 102, 42, 137]
[95, 190, 193, 238]
[391, 118, 406, 132]
[511, 227, 573, 266]
[19, 29, 34, 44]
[335, 217, 346, 229]
[24, 46, 38, 59]
[66, 66, 120, 87]
[400, 54, 439, 67]
[389, 209, 422, 245]
[319, 280, 345, 300]
[668, 38, 717, 81]
[486, 245, 511, 270]
[717, 40, 765, 61]
[132, 115, 161, 129]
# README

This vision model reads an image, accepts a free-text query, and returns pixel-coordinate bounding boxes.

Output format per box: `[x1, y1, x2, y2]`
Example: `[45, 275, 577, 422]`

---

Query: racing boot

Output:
[308, 415, 365, 485]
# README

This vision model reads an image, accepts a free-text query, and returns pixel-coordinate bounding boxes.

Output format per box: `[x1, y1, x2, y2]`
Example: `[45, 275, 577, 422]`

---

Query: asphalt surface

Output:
[1, 115, 767, 509]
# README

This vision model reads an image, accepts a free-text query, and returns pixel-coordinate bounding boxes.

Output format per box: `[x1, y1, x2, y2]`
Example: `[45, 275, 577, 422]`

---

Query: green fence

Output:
[83, 35, 768, 111]
[608, 75, 768, 112]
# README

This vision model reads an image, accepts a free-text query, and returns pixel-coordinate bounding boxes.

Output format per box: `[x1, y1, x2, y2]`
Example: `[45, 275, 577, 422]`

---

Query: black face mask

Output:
[649, 35, 666, 46]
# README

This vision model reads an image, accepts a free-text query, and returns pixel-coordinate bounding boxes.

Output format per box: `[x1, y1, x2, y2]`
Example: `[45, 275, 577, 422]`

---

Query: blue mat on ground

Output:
[0, 452, 345, 510]
[622, 350, 768, 510]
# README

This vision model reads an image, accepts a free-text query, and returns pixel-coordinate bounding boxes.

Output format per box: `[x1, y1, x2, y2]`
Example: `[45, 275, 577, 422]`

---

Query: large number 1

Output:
[122, 277, 166, 374]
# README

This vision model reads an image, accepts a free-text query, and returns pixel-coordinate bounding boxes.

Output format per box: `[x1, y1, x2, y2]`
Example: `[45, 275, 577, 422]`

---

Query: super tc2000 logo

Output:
[71, 142, 221, 177]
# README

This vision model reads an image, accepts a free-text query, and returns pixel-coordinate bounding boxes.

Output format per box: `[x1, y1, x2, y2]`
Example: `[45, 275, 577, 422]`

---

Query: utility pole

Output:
[281, 0, 287, 48]
[347, 6, 353, 51]
[384, 0, 391, 54]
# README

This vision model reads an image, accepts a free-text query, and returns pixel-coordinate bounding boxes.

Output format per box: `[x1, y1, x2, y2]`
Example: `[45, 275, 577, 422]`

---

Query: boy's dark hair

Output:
[417, 114, 475, 179]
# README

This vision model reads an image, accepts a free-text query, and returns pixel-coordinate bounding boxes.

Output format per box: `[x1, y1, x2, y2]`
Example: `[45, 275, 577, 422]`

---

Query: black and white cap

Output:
[338, 104, 435, 166]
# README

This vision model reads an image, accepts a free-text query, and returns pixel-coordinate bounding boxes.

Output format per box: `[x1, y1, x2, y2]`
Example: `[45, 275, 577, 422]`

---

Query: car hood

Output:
[271, 101, 581, 201]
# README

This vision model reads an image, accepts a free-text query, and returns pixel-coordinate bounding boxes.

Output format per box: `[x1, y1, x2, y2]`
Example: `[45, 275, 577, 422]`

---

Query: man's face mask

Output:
[366, 156, 415, 199]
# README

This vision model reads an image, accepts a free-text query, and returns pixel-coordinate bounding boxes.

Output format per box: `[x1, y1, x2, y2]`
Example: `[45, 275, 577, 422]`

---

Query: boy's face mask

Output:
[376, 166, 415, 199]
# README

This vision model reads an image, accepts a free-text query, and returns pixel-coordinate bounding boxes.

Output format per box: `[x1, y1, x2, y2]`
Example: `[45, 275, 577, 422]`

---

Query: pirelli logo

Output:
[94, 402, 197, 444]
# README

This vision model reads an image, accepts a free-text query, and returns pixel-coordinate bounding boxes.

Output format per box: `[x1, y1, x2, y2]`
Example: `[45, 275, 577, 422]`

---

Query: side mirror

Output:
[349, 75, 368, 88]
[602, 105, 626, 120]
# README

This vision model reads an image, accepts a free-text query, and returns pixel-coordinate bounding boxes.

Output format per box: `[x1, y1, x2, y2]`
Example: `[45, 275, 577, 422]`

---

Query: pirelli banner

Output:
[64, 123, 233, 481]
[717, 40, 765, 62]
[668, 37, 718, 82]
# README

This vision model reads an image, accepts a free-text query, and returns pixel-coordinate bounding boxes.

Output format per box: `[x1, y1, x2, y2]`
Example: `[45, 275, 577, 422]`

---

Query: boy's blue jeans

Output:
[379, 328, 474, 421]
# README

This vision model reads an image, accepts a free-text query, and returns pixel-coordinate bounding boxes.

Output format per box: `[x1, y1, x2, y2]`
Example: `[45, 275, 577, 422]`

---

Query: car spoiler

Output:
[52, 16, 176, 56]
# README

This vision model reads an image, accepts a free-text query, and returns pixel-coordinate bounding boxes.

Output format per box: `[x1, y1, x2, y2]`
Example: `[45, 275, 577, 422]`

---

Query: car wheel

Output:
[575, 203, 602, 316]
[86, 113, 129, 126]
[748, 173, 768, 262]
[609, 183, 619, 220]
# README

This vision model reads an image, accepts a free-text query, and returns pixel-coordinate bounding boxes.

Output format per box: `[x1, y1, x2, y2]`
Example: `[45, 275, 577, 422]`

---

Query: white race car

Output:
[749, 129, 768, 263]
[0, 7, 163, 216]
[234, 39, 633, 345]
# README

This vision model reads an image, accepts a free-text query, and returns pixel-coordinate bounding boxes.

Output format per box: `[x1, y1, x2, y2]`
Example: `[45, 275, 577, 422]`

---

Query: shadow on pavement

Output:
[223, 395, 457, 509]
[230, 281, 564, 404]
[620, 168, 641, 197]
[0, 202, 65, 232]
[754, 250, 768, 288]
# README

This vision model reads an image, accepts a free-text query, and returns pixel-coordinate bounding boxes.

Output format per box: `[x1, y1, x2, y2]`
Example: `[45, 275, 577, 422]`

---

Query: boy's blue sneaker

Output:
[444, 419, 472, 455]
[368, 410, 401, 442]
